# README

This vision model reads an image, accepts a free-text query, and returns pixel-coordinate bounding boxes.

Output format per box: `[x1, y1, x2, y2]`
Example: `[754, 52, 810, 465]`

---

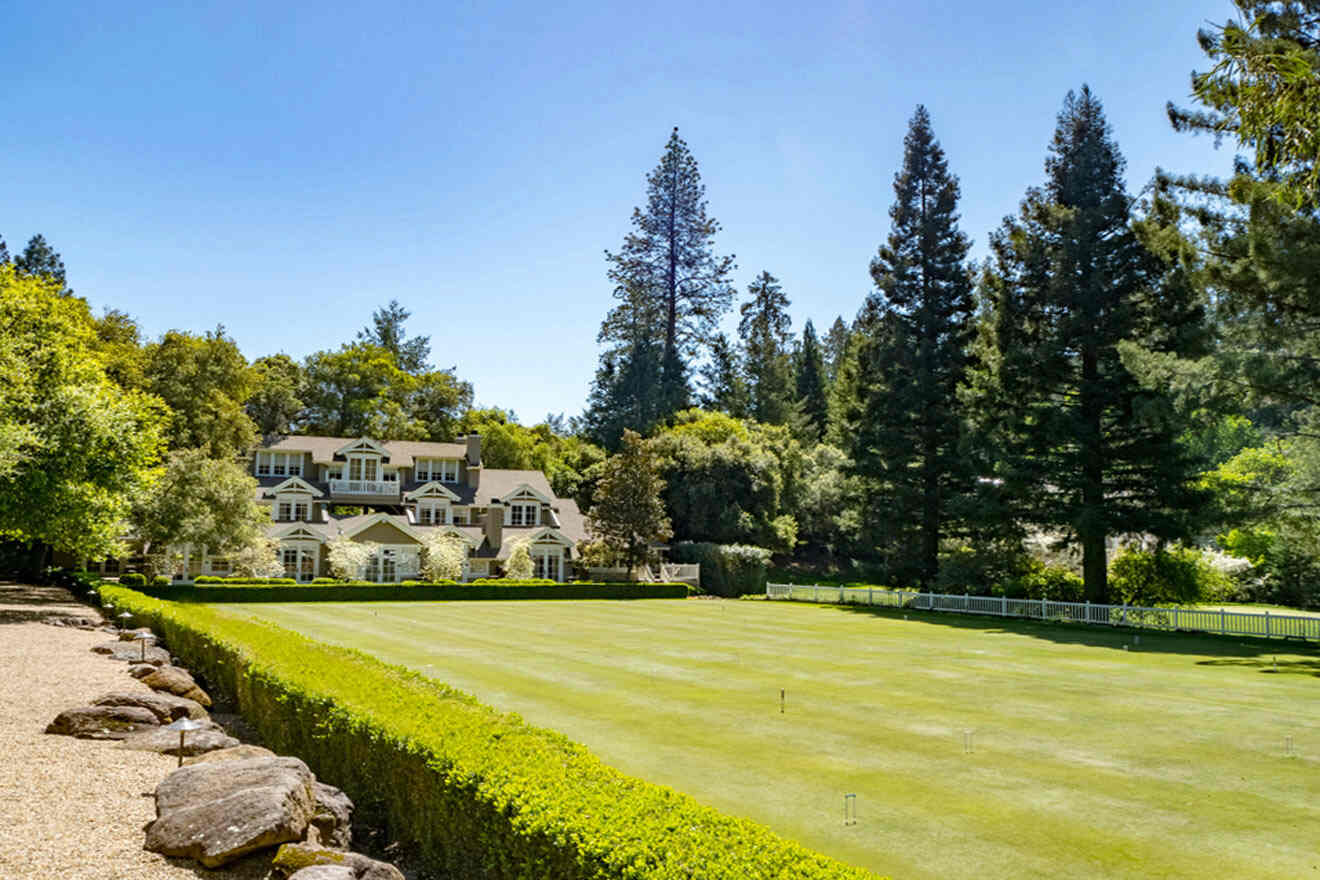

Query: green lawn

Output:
[225, 598, 1320, 880]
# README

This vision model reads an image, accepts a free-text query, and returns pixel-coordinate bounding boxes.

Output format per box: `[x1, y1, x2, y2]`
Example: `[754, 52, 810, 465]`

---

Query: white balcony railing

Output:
[329, 479, 399, 497]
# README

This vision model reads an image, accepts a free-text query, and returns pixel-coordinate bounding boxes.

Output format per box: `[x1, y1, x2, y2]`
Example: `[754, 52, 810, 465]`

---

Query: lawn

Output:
[225, 598, 1320, 880]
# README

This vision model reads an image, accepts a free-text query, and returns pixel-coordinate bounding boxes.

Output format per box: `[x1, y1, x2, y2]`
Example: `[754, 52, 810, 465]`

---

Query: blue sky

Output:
[3, 1, 1238, 422]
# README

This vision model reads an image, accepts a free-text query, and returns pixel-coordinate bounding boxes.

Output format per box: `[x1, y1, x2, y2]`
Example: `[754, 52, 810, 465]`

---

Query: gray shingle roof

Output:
[258, 435, 466, 467]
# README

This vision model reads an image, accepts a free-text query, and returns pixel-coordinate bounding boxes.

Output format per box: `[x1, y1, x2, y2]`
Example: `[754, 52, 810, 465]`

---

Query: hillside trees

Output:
[247, 353, 306, 436]
[842, 106, 976, 587]
[13, 233, 71, 296]
[359, 299, 432, 374]
[586, 129, 736, 444]
[0, 265, 166, 565]
[795, 320, 830, 441]
[980, 88, 1209, 602]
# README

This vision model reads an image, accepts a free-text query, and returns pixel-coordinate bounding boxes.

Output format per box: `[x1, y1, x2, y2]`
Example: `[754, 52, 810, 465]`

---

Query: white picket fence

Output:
[765, 583, 1320, 642]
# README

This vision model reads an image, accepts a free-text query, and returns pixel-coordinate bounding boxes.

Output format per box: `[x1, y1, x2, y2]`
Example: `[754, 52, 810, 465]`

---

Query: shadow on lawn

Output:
[815, 600, 1320, 662]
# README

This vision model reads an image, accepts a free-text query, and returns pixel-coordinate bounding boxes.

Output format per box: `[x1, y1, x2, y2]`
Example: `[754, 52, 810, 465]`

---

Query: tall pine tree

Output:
[603, 128, 735, 420]
[983, 88, 1207, 601]
[847, 106, 975, 587]
[796, 320, 829, 441]
[15, 234, 70, 296]
[737, 271, 797, 426]
[583, 280, 668, 449]
[699, 332, 750, 418]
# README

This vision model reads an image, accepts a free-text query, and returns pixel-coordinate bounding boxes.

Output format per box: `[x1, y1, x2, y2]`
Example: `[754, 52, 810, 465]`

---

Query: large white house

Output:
[229, 433, 586, 582]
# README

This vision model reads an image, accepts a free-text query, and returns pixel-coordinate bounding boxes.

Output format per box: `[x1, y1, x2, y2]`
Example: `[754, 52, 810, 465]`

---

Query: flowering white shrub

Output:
[421, 532, 468, 581]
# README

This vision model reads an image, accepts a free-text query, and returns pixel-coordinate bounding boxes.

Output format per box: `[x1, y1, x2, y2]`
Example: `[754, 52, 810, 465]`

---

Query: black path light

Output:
[165, 717, 206, 767]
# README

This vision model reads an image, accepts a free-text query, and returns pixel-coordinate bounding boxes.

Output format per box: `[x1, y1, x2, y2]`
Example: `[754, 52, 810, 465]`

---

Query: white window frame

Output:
[256, 453, 271, 476]
[278, 501, 293, 522]
[510, 503, 538, 527]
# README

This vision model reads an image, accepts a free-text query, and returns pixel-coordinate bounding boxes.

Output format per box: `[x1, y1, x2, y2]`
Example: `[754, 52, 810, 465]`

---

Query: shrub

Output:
[151, 575, 172, 586]
[118, 572, 147, 587]
[97, 582, 879, 880]
[670, 543, 772, 597]
[194, 576, 297, 584]
[1108, 546, 1232, 606]
[1001, 562, 1085, 602]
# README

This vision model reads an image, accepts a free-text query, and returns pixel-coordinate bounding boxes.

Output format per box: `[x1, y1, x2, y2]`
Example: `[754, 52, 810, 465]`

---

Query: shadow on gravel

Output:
[0, 581, 100, 626]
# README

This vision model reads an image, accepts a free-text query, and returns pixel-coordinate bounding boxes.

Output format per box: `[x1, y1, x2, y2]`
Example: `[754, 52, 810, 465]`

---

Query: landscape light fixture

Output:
[166, 717, 206, 767]
[117, 611, 133, 630]
[133, 632, 153, 662]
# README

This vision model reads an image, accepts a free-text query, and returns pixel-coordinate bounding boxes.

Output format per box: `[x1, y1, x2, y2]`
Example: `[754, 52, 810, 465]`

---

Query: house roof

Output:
[258, 435, 467, 467]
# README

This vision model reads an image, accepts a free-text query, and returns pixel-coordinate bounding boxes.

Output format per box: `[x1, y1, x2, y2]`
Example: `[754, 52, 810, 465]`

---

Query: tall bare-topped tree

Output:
[602, 128, 736, 422]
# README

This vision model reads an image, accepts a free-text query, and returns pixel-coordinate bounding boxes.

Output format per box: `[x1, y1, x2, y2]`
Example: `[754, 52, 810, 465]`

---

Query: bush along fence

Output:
[123, 580, 690, 603]
[766, 583, 1320, 642]
[93, 581, 883, 880]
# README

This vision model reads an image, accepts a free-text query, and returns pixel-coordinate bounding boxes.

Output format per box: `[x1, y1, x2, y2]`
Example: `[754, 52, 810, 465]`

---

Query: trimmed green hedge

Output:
[98, 583, 881, 880]
[131, 581, 689, 603]
[194, 576, 298, 584]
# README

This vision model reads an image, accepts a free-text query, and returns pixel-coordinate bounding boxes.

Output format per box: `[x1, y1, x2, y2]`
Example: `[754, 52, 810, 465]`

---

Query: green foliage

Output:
[843, 106, 976, 588]
[193, 576, 299, 584]
[587, 429, 672, 571]
[130, 449, 270, 573]
[738, 271, 798, 427]
[670, 542, 772, 597]
[650, 410, 802, 553]
[698, 333, 750, 419]
[99, 582, 875, 880]
[1170, 1, 1320, 210]
[246, 353, 305, 436]
[151, 574, 171, 586]
[795, 320, 830, 441]
[119, 572, 147, 587]
[1108, 546, 1233, 606]
[0, 265, 167, 561]
[301, 341, 472, 440]
[1003, 562, 1086, 602]
[13, 233, 71, 296]
[588, 129, 737, 444]
[977, 88, 1208, 602]
[357, 299, 431, 374]
[144, 327, 258, 457]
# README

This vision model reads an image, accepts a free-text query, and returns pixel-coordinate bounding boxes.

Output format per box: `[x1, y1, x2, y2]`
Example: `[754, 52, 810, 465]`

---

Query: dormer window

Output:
[277, 502, 292, 522]
[416, 458, 458, 483]
[510, 503, 538, 527]
[256, 452, 302, 477]
[416, 500, 449, 525]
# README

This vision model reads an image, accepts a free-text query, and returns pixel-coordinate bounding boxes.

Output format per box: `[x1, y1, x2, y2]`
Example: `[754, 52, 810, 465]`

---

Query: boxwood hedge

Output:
[130, 581, 688, 603]
[96, 583, 882, 880]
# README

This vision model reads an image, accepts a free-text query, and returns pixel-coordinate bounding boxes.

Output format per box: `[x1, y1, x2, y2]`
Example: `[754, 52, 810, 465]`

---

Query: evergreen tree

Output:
[358, 299, 431, 373]
[604, 128, 736, 420]
[823, 316, 850, 382]
[795, 320, 829, 441]
[699, 332, 750, 418]
[737, 271, 797, 425]
[14, 234, 70, 296]
[586, 429, 673, 572]
[983, 88, 1208, 602]
[583, 281, 667, 449]
[0, 235, 8, 265]
[850, 106, 976, 587]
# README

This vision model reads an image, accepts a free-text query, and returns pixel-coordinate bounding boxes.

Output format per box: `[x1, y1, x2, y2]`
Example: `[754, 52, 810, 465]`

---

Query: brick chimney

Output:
[484, 502, 503, 552]
[465, 433, 482, 467]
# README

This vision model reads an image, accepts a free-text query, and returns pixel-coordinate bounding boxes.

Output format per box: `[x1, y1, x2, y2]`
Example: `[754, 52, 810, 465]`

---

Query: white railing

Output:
[765, 583, 1320, 642]
[329, 479, 398, 497]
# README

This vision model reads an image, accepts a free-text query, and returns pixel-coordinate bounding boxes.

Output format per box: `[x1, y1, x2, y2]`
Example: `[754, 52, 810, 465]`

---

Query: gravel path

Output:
[0, 582, 272, 880]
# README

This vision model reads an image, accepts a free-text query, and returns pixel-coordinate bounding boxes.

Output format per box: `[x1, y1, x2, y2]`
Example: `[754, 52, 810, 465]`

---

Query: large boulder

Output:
[272, 843, 405, 880]
[93, 691, 207, 722]
[310, 783, 353, 849]
[184, 744, 277, 766]
[289, 867, 356, 880]
[45, 704, 159, 739]
[91, 640, 170, 665]
[139, 666, 212, 707]
[118, 723, 239, 757]
[145, 756, 317, 868]
[128, 663, 158, 679]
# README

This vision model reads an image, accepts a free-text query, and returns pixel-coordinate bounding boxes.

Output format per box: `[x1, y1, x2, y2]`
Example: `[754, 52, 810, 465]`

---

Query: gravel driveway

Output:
[0, 582, 272, 880]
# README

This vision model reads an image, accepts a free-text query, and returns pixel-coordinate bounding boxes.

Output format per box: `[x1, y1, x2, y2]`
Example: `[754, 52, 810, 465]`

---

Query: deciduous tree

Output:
[586, 429, 672, 572]
[144, 327, 259, 457]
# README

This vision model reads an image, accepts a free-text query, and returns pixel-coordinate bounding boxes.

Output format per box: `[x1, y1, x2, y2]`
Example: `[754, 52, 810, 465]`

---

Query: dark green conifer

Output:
[795, 320, 829, 441]
[983, 87, 1208, 601]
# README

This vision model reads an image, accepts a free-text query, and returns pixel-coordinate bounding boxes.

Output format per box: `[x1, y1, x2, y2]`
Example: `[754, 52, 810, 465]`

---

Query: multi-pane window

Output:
[417, 502, 448, 525]
[452, 509, 466, 525]
[282, 549, 298, 578]
[416, 459, 458, 482]
[278, 502, 293, 522]
[533, 552, 561, 581]
[510, 503, 538, 526]
[256, 452, 302, 477]
[294, 502, 309, 522]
